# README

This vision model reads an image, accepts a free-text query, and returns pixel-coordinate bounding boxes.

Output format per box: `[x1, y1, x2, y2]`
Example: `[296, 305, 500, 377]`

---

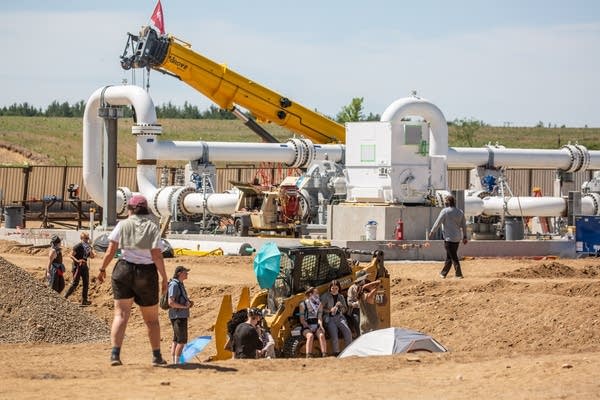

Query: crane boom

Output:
[121, 27, 345, 144]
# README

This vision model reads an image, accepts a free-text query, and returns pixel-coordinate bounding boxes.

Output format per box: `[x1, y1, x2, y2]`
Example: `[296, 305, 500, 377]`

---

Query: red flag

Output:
[150, 0, 165, 35]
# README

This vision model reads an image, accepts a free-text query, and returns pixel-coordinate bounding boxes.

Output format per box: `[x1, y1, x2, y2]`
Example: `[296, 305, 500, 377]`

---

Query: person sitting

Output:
[321, 279, 353, 356]
[298, 287, 328, 357]
[232, 307, 264, 359]
[256, 319, 276, 359]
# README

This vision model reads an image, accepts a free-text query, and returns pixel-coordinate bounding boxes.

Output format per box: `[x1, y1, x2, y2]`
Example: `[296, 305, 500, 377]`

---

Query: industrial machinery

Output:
[211, 245, 390, 359]
[121, 26, 345, 144]
[230, 176, 302, 237]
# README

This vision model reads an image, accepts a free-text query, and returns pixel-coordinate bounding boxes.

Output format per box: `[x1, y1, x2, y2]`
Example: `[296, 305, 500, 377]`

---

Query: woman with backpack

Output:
[168, 265, 193, 364]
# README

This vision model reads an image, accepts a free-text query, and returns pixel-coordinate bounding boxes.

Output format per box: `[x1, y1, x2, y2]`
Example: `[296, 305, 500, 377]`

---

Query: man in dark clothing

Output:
[429, 194, 468, 279]
[65, 232, 95, 305]
[232, 308, 263, 359]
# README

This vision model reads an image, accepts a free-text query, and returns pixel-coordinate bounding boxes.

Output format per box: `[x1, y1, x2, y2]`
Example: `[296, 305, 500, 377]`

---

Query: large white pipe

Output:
[83, 85, 158, 208]
[381, 96, 448, 157]
[480, 196, 566, 217]
[155, 141, 344, 164]
[448, 146, 600, 170]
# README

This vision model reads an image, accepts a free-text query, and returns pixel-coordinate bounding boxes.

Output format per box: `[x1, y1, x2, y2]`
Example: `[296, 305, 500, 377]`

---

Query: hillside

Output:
[0, 116, 599, 166]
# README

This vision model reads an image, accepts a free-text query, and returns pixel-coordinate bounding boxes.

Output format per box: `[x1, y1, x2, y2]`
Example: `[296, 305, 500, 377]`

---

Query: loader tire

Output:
[282, 336, 306, 358]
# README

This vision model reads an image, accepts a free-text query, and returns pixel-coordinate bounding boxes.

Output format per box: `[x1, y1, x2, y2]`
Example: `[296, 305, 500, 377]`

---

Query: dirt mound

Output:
[498, 261, 599, 279]
[0, 141, 51, 165]
[0, 256, 109, 344]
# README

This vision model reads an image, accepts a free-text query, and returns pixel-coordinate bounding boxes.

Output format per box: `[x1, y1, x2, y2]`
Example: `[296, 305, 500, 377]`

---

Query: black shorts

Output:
[111, 259, 159, 306]
[171, 318, 188, 344]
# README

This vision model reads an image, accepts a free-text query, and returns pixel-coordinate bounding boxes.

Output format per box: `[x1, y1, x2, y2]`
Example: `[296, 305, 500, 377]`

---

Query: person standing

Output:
[429, 194, 468, 279]
[65, 232, 95, 305]
[232, 308, 264, 359]
[97, 194, 168, 367]
[356, 275, 381, 335]
[321, 279, 353, 356]
[46, 235, 65, 293]
[168, 266, 193, 364]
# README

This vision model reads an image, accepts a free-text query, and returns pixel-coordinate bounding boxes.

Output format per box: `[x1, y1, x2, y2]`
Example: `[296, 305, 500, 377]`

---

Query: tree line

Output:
[0, 100, 236, 119]
[0, 97, 380, 122]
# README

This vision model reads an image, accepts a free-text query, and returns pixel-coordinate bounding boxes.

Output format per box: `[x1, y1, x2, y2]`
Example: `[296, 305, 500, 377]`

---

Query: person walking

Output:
[321, 279, 353, 356]
[65, 232, 95, 305]
[168, 266, 193, 364]
[97, 194, 168, 367]
[46, 235, 65, 293]
[429, 194, 468, 279]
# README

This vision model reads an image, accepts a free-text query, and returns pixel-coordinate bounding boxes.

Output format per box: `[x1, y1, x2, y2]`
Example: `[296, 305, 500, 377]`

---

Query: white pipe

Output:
[480, 196, 567, 217]
[83, 85, 158, 208]
[464, 196, 485, 217]
[447, 147, 600, 170]
[381, 96, 448, 157]
[182, 192, 239, 215]
[155, 141, 344, 163]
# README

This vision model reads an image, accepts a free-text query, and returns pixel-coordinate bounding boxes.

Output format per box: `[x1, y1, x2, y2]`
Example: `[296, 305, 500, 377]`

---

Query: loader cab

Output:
[267, 246, 353, 312]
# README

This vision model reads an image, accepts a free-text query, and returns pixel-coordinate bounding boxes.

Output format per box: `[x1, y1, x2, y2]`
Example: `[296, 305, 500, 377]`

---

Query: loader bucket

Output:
[209, 287, 251, 361]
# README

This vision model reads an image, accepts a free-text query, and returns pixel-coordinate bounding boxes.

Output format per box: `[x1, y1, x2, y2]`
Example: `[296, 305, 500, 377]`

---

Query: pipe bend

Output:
[380, 96, 448, 157]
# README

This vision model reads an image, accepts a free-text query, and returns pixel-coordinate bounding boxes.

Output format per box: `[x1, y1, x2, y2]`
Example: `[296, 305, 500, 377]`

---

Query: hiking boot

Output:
[152, 356, 167, 366]
[321, 352, 329, 358]
[439, 273, 446, 279]
[305, 353, 314, 358]
[81, 300, 92, 306]
[455, 275, 464, 279]
[110, 354, 122, 366]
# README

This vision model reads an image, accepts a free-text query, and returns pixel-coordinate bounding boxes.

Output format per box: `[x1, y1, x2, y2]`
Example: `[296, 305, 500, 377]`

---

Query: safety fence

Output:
[0, 165, 595, 207]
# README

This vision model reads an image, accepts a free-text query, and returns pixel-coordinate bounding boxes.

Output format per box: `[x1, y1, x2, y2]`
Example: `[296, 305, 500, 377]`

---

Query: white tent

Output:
[338, 327, 447, 358]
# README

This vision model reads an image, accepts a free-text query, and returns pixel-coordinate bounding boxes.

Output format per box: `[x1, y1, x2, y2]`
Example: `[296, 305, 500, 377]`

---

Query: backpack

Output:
[160, 279, 186, 310]
[159, 290, 170, 310]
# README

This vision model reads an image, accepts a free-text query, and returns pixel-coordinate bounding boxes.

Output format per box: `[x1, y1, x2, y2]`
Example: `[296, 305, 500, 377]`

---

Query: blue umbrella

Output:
[253, 241, 281, 289]
[179, 335, 212, 364]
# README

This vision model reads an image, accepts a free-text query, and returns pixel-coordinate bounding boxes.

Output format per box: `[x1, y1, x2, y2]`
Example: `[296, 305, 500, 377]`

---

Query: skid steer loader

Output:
[211, 244, 390, 359]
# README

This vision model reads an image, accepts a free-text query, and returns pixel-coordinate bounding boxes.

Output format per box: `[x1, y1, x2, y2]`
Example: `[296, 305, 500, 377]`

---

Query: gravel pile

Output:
[0, 256, 109, 344]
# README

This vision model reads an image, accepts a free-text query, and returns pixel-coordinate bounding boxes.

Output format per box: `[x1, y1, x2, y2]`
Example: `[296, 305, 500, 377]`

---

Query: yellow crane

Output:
[121, 27, 345, 144]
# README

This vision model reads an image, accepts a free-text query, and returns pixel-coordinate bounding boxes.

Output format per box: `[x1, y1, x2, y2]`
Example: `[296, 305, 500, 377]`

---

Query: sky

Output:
[1, 0, 599, 127]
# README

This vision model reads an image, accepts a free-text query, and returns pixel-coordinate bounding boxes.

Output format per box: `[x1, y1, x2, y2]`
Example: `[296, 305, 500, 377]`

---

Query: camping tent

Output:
[338, 327, 447, 358]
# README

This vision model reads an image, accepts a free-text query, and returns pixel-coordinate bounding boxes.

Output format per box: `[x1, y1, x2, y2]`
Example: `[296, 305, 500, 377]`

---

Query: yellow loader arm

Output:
[121, 27, 345, 144]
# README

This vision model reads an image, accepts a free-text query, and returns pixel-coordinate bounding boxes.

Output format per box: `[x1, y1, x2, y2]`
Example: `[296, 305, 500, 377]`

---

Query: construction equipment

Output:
[230, 176, 302, 237]
[211, 245, 390, 359]
[121, 26, 345, 144]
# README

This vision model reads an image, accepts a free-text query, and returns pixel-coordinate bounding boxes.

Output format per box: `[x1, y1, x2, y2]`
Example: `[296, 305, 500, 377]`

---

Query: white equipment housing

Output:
[344, 121, 446, 204]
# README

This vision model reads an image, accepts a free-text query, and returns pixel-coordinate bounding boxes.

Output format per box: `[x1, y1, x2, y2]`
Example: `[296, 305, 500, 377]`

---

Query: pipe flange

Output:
[116, 187, 131, 216]
[561, 144, 579, 173]
[174, 186, 199, 216]
[286, 139, 304, 168]
[300, 138, 315, 169]
[584, 193, 600, 215]
[132, 124, 163, 136]
[152, 186, 172, 217]
[575, 144, 590, 172]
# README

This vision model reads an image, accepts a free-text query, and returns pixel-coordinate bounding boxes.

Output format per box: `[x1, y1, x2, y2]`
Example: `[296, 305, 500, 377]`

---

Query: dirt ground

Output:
[0, 238, 599, 400]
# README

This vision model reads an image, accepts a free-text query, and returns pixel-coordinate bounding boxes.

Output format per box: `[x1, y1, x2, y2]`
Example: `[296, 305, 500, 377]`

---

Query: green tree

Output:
[336, 97, 365, 123]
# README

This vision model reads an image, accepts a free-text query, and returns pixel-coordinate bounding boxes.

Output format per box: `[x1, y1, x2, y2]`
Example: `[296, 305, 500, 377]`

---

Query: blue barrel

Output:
[505, 217, 524, 240]
[3, 205, 24, 228]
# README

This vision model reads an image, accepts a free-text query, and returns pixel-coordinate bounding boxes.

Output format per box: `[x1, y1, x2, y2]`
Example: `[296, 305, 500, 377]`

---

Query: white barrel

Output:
[365, 220, 378, 240]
